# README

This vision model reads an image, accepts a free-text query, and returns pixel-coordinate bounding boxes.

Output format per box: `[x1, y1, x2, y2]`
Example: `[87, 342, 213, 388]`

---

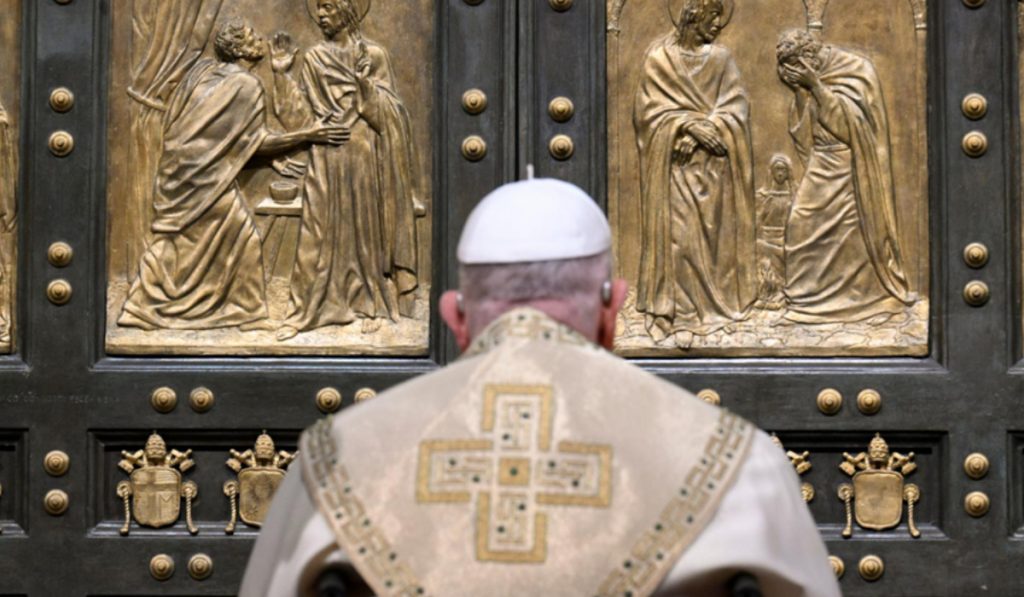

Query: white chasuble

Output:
[241, 309, 840, 597]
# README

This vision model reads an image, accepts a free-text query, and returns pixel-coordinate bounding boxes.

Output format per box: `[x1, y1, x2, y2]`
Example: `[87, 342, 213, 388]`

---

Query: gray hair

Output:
[776, 29, 821, 65]
[460, 252, 611, 337]
[215, 19, 259, 63]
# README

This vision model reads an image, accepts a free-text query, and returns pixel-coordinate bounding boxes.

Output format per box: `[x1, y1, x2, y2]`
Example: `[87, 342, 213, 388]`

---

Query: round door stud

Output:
[961, 94, 987, 120]
[188, 553, 214, 581]
[816, 388, 843, 415]
[856, 389, 882, 416]
[549, 134, 575, 161]
[44, 450, 70, 477]
[964, 453, 990, 480]
[462, 89, 488, 115]
[47, 242, 74, 268]
[189, 387, 215, 413]
[549, 0, 573, 11]
[697, 389, 721, 406]
[48, 131, 75, 157]
[355, 387, 378, 403]
[961, 131, 988, 158]
[44, 489, 69, 516]
[964, 491, 990, 517]
[962, 0, 985, 7]
[49, 88, 75, 113]
[828, 555, 845, 580]
[317, 387, 343, 413]
[858, 555, 884, 582]
[963, 243, 989, 269]
[963, 281, 990, 307]
[461, 136, 487, 162]
[150, 554, 175, 581]
[46, 279, 73, 306]
[548, 97, 575, 123]
[151, 387, 178, 414]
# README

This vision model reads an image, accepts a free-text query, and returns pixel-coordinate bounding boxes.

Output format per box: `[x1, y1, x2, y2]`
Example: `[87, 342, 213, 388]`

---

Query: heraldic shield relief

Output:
[116, 433, 198, 535]
[224, 432, 297, 533]
[838, 434, 921, 539]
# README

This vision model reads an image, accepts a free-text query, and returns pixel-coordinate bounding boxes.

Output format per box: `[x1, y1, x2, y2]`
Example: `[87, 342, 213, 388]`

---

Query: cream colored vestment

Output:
[241, 309, 840, 597]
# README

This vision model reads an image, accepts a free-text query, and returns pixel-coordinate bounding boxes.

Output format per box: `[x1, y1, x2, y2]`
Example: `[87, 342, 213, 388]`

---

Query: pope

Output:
[240, 179, 839, 596]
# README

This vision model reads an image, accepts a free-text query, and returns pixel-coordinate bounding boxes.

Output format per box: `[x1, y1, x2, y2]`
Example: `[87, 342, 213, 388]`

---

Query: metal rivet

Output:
[829, 555, 845, 580]
[549, 134, 575, 161]
[962, 131, 988, 158]
[150, 554, 175, 581]
[463, 0, 483, 4]
[961, 94, 987, 120]
[549, 0, 573, 10]
[816, 388, 843, 415]
[46, 279, 72, 306]
[963, 243, 990, 269]
[151, 387, 177, 414]
[697, 389, 720, 406]
[548, 97, 575, 123]
[49, 88, 74, 113]
[964, 491, 990, 517]
[461, 136, 487, 162]
[856, 389, 882, 416]
[48, 131, 74, 157]
[962, 0, 985, 7]
[355, 387, 377, 403]
[963, 280, 990, 307]
[43, 489, 69, 516]
[188, 553, 214, 581]
[44, 450, 70, 477]
[189, 387, 215, 413]
[964, 453, 990, 480]
[317, 387, 342, 413]
[54, 0, 73, 4]
[858, 555, 884, 582]
[47, 242, 73, 268]
[462, 89, 488, 115]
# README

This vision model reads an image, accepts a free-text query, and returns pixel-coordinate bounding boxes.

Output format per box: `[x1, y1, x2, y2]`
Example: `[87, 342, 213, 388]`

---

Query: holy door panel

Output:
[105, 0, 434, 356]
[608, 0, 929, 357]
[0, 0, 19, 354]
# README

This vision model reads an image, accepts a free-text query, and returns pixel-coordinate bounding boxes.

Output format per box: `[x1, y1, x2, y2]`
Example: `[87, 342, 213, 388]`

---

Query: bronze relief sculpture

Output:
[116, 433, 199, 536]
[0, 96, 15, 351]
[610, 0, 929, 356]
[106, 0, 433, 356]
[224, 432, 297, 533]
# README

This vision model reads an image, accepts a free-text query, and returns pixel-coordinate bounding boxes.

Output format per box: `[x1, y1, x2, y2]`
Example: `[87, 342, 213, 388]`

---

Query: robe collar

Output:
[463, 307, 594, 359]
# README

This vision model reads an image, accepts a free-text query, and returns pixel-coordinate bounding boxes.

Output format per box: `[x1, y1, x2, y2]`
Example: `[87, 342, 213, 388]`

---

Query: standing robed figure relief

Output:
[0, 96, 14, 345]
[634, 0, 757, 349]
[776, 29, 916, 324]
[271, 0, 425, 341]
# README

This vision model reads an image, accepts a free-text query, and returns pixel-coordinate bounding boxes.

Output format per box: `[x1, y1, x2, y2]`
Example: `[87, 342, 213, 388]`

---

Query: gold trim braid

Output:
[596, 410, 755, 596]
[303, 419, 428, 597]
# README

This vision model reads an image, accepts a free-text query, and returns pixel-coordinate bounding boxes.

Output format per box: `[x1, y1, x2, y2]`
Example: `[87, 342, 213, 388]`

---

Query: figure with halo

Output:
[272, 0, 426, 341]
[634, 0, 756, 349]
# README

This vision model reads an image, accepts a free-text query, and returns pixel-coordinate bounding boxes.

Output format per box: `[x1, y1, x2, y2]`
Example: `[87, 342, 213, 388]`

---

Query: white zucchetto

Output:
[457, 179, 612, 265]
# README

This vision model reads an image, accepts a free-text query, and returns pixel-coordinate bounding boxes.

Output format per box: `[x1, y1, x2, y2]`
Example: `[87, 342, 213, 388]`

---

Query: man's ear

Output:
[597, 279, 629, 351]
[440, 290, 471, 352]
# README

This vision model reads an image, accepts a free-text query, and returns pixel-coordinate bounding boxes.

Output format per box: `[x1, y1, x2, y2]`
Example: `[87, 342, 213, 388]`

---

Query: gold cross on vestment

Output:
[416, 384, 613, 563]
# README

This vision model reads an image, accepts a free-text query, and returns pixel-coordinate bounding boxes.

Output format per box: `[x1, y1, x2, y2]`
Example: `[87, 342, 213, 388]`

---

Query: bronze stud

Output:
[49, 87, 75, 113]
[46, 279, 72, 306]
[962, 0, 985, 7]
[461, 136, 487, 162]
[43, 489, 69, 516]
[963, 243, 989, 269]
[462, 89, 488, 115]
[151, 387, 177, 414]
[961, 94, 987, 120]
[829, 555, 845, 580]
[964, 491, 990, 517]
[150, 554, 175, 581]
[189, 387, 215, 413]
[188, 554, 214, 581]
[963, 280, 990, 307]
[858, 555, 884, 582]
[697, 389, 721, 406]
[317, 387, 343, 413]
[964, 453, 989, 480]
[549, 0, 573, 11]
[961, 131, 988, 158]
[856, 389, 882, 416]
[549, 134, 575, 161]
[48, 131, 74, 157]
[47, 242, 73, 268]
[816, 388, 843, 415]
[44, 450, 70, 477]
[548, 97, 575, 123]
[355, 387, 377, 403]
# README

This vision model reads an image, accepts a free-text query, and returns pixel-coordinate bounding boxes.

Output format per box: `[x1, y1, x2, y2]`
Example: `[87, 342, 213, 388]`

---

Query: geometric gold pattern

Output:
[417, 384, 612, 563]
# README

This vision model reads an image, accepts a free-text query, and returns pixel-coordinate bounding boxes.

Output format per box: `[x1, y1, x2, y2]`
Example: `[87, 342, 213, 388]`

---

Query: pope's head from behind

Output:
[440, 179, 628, 353]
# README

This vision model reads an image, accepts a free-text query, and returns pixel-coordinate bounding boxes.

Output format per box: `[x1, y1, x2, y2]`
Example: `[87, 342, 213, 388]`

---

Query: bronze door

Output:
[0, 0, 1021, 595]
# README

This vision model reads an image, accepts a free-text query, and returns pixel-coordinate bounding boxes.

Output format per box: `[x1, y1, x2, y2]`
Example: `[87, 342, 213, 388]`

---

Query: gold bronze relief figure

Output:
[0, 1, 19, 354]
[609, 0, 929, 356]
[224, 432, 297, 533]
[105, 0, 434, 356]
[837, 434, 921, 539]
[116, 433, 199, 535]
[771, 434, 814, 502]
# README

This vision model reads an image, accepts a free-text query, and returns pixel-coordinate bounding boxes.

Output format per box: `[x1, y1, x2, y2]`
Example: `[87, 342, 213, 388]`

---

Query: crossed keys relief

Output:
[416, 385, 613, 563]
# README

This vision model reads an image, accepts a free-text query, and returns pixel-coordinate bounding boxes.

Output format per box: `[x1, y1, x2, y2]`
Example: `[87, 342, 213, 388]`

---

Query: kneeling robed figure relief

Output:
[610, 0, 929, 356]
[105, 0, 432, 356]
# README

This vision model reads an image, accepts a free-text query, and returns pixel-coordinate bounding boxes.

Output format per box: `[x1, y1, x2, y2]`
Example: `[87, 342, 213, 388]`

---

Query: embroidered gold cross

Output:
[416, 384, 613, 563]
